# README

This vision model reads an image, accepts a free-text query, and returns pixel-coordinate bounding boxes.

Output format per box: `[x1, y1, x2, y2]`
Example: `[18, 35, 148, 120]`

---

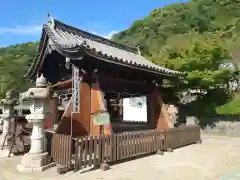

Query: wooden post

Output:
[148, 87, 172, 130]
[90, 78, 112, 136]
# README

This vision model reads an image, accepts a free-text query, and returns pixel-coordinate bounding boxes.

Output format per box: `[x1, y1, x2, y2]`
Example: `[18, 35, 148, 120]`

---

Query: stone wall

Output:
[186, 116, 240, 137]
[201, 120, 240, 137]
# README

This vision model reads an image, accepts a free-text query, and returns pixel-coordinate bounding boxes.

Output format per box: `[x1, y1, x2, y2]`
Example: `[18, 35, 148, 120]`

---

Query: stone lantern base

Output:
[17, 152, 55, 172]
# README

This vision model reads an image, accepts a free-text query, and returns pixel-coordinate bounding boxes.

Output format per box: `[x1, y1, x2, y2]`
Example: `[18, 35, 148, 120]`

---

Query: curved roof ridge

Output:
[53, 19, 139, 54]
[25, 16, 187, 80]
[43, 24, 83, 50]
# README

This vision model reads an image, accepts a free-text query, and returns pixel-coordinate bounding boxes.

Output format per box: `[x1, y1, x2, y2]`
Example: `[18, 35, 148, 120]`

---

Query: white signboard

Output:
[123, 96, 147, 122]
[72, 65, 80, 112]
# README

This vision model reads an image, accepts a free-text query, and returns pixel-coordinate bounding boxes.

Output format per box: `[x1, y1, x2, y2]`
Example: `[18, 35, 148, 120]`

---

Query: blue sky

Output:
[0, 0, 186, 47]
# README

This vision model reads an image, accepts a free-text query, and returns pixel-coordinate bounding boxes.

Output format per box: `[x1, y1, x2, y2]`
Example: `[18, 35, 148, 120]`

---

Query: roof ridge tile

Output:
[25, 18, 187, 80]
[53, 19, 139, 54]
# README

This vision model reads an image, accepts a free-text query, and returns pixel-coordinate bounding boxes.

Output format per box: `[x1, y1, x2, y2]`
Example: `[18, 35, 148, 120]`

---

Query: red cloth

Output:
[44, 119, 53, 129]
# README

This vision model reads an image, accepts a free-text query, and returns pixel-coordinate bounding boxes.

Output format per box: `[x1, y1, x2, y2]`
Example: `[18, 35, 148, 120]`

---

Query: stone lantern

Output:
[17, 74, 55, 172]
[0, 89, 16, 146]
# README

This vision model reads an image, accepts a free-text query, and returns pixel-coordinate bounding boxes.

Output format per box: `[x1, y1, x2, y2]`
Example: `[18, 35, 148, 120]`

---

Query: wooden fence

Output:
[73, 129, 165, 171]
[50, 125, 201, 172]
[51, 133, 72, 169]
[164, 125, 201, 150]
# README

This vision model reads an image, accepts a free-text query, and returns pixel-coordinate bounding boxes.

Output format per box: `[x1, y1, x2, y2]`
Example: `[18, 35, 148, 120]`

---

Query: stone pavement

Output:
[0, 135, 240, 180]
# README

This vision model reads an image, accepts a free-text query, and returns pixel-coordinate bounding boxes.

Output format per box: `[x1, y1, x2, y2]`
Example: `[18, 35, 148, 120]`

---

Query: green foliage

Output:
[113, 0, 240, 118]
[162, 35, 234, 88]
[216, 93, 240, 115]
[0, 42, 37, 98]
[161, 36, 238, 120]
[112, 0, 240, 63]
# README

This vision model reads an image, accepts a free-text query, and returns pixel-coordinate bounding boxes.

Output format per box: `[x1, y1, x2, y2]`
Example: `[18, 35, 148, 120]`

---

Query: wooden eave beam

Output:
[49, 78, 72, 89]
[85, 49, 184, 78]
[98, 74, 150, 86]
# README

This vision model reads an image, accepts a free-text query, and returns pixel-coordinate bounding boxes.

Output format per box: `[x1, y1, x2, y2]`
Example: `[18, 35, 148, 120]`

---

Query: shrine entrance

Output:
[22, 15, 201, 173]
[96, 75, 154, 133]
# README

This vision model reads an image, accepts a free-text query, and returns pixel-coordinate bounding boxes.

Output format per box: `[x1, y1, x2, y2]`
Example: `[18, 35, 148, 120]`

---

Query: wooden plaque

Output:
[93, 112, 110, 125]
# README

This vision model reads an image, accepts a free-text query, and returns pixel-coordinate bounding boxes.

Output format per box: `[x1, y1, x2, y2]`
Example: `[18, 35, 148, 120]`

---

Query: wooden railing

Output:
[51, 134, 72, 169]
[164, 125, 200, 150]
[50, 125, 201, 172]
[73, 129, 166, 171]
[73, 125, 200, 171]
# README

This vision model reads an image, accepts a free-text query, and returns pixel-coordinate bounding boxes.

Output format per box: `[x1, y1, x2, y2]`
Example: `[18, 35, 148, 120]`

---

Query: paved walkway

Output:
[0, 135, 240, 180]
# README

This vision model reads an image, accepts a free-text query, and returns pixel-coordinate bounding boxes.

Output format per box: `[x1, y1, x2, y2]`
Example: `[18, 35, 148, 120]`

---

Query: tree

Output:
[0, 42, 36, 98]
[112, 0, 240, 124]
[158, 35, 239, 127]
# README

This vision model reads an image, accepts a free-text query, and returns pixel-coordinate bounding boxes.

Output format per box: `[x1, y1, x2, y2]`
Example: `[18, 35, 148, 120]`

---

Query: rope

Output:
[20, 126, 32, 135]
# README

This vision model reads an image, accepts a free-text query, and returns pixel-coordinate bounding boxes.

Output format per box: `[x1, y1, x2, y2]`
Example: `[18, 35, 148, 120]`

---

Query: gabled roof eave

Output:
[24, 17, 187, 81]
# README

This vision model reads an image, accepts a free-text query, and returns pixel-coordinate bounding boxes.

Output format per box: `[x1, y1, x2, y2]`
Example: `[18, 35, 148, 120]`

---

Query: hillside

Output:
[112, 0, 240, 68]
[112, 0, 240, 117]
[0, 42, 37, 97]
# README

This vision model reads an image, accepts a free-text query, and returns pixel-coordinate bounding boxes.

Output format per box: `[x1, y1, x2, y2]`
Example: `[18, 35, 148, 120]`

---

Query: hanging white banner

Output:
[72, 65, 80, 112]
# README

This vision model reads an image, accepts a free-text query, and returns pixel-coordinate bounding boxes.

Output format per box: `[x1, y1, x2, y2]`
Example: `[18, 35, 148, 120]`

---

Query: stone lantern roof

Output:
[36, 74, 47, 88]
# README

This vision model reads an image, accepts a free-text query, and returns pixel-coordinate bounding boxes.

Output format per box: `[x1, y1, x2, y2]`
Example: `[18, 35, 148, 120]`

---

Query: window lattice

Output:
[34, 101, 42, 110]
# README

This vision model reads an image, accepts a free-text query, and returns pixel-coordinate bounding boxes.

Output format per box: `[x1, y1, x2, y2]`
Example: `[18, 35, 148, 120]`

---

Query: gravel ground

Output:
[0, 135, 240, 180]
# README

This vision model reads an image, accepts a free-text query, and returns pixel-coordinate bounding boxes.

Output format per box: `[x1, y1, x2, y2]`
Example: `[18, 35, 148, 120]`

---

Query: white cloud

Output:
[0, 22, 119, 40]
[102, 30, 119, 39]
[83, 21, 119, 39]
[0, 25, 42, 35]
[89, 30, 119, 39]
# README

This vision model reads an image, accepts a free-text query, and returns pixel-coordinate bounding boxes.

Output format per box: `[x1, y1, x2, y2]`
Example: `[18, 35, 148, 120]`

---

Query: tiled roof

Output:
[25, 18, 186, 79]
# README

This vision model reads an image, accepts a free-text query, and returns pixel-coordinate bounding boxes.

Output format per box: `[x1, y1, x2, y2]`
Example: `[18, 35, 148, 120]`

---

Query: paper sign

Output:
[93, 112, 110, 125]
[72, 65, 80, 112]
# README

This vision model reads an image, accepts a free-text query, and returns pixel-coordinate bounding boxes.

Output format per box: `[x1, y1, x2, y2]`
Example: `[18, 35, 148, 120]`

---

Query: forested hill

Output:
[112, 0, 240, 118]
[112, 0, 240, 68]
[0, 42, 37, 97]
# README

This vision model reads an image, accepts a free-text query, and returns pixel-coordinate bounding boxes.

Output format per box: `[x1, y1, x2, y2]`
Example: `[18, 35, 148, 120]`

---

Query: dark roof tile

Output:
[26, 18, 187, 79]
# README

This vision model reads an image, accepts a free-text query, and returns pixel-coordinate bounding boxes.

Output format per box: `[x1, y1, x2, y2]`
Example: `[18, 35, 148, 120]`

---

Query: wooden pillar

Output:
[52, 96, 59, 128]
[119, 99, 123, 122]
[148, 87, 172, 130]
[90, 83, 101, 136]
[44, 99, 54, 129]
[56, 81, 91, 137]
[90, 82, 112, 136]
[78, 82, 91, 135]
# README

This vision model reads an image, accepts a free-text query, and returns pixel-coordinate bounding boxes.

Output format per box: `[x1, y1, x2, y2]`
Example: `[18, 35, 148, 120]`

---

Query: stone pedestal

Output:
[17, 115, 55, 172]
[17, 74, 55, 172]
[27, 115, 46, 154]
[17, 152, 55, 172]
